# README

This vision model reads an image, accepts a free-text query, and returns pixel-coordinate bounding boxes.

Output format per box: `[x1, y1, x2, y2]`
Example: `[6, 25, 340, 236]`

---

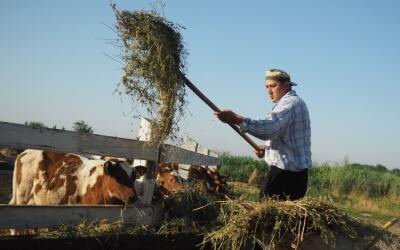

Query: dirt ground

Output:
[374, 222, 400, 250]
[390, 223, 400, 236]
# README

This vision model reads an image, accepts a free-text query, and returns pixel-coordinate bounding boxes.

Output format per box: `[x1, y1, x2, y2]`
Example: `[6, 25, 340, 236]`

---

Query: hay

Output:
[248, 169, 265, 187]
[161, 186, 220, 227]
[112, 4, 188, 144]
[36, 220, 151, 238]
[201, 197, 392, 250]
[155, 185, 224, 235]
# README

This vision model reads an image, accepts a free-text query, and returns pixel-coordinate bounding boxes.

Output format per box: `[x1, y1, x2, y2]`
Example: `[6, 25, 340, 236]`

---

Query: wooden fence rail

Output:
[0, 205, 154, 229]
[0, 121, 219, 230]
[0, 121, 219, 166]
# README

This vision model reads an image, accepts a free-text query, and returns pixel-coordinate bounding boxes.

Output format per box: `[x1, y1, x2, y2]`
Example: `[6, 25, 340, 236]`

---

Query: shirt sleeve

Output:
[239, 104, 293, 141]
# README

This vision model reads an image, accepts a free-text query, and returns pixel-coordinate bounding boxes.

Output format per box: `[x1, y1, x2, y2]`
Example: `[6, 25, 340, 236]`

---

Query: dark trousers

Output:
[259, 165, 308, 201]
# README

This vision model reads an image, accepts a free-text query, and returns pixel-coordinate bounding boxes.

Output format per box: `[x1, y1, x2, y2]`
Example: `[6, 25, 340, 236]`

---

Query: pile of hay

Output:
[202, 197, 393, 250]
[158, 186, 221, 234]
[30, 189, 396, 249]
[113, 4, 188, 144]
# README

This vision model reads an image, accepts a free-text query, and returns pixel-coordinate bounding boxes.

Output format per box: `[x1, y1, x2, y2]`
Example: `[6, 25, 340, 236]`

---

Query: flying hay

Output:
[113, 5, 188, 144]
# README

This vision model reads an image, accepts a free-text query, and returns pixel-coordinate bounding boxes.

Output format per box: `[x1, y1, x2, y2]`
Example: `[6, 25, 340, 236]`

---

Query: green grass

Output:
[219, 153, 268, 183]
[221, 153, 400, 227]
[309, 163, 400, 198]
[221, 153, 400, 200]
[229, 182, 259, 202]
[307, 187, 399, 223]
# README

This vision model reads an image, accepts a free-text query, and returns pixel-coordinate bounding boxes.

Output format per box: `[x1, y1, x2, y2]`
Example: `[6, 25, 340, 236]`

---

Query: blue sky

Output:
[1, 0, 399, 169]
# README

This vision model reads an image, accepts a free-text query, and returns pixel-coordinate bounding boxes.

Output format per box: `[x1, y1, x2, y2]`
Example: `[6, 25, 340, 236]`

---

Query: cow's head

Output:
[133, 165, 147, 179]
[206, 167, 229, 193]
[188, 165, 229, 194]
[103, 160, 137, 204]
[156, 163, 185, 192]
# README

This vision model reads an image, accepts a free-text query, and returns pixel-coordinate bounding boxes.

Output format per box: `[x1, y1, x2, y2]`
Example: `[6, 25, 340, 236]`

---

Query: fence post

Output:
[142, 160, 157, 205]
[177, 136, 198, 179]
[208, 150, 221, 169]
[132, 118, 158, 205]
[133, 118, 152, 168]
[178, 137, 221, 178]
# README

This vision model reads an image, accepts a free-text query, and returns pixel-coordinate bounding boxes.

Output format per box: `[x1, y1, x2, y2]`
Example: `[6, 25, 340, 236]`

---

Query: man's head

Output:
[265, 69, 296, 103]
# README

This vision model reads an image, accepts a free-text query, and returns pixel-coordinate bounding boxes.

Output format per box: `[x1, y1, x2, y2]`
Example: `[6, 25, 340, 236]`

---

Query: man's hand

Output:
[254, 145, 266, 158]
[214, 110, 245, 125]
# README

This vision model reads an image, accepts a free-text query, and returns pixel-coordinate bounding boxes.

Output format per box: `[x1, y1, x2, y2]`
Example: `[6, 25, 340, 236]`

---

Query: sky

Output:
[1, 0, 399, 169]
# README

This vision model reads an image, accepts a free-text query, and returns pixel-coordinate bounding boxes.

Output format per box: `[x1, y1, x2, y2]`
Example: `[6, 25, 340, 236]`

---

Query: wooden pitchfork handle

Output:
[182, 75, 261, 151]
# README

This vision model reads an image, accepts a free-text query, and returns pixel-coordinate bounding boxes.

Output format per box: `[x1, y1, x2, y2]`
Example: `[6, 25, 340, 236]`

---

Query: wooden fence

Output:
[0, 120, 219, 229]
[178, 136, 220, 179]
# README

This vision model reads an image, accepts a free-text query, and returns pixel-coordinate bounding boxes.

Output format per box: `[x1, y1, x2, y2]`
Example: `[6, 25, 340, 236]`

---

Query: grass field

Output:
[220, 153, 400, 236]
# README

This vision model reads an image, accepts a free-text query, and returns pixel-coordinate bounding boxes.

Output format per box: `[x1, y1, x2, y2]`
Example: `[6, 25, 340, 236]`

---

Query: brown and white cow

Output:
[133, 162, 185, 200]
[9, 149, 137, 206]
[157, 163, 185, 192]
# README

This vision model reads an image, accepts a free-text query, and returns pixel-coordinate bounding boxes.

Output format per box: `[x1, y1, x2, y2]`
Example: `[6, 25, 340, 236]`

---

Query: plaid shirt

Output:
[240, 90, 311, 171]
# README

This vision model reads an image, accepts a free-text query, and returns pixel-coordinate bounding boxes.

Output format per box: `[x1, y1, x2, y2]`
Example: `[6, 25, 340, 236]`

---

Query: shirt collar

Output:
[272, 90, 297, 110]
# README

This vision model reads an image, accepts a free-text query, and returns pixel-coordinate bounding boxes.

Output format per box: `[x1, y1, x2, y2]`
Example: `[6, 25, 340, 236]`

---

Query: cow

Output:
[9, 149, 137, 206]
[188, 165, 229, 194]
[157, 163, 185, 192]
[133, 162, 185, 201]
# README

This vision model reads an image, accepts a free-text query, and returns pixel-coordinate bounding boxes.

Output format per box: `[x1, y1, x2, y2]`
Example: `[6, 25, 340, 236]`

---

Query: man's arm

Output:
[240, 108, 292, 140]
[214, 110, 245, 125]
[215, 104, 293, 141]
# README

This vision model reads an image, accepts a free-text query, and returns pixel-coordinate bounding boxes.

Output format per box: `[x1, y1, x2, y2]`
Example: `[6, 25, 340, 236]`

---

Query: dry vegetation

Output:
[201, 197, 395, 250]
[112, 4, 188, 145]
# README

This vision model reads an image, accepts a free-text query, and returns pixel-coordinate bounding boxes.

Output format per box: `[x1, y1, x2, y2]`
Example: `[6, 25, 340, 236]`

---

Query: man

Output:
[214, 69, 311, 201]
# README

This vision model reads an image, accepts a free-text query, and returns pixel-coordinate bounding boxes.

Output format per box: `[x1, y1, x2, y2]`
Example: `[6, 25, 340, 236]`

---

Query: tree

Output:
[376, 164, 387, 172]
[72, 120, 93, 134]
[27, 121, 46, 129]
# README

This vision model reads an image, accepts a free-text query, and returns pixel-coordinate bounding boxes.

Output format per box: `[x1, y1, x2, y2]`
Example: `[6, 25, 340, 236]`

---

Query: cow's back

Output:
[10, 150, 85, 205]
[10, 150, 138, 205]
[10, 149, 43, 205]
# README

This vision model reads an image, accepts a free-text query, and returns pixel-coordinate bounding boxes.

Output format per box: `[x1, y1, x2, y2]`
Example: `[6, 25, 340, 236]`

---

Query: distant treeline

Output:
[219, 153, 400, 199]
